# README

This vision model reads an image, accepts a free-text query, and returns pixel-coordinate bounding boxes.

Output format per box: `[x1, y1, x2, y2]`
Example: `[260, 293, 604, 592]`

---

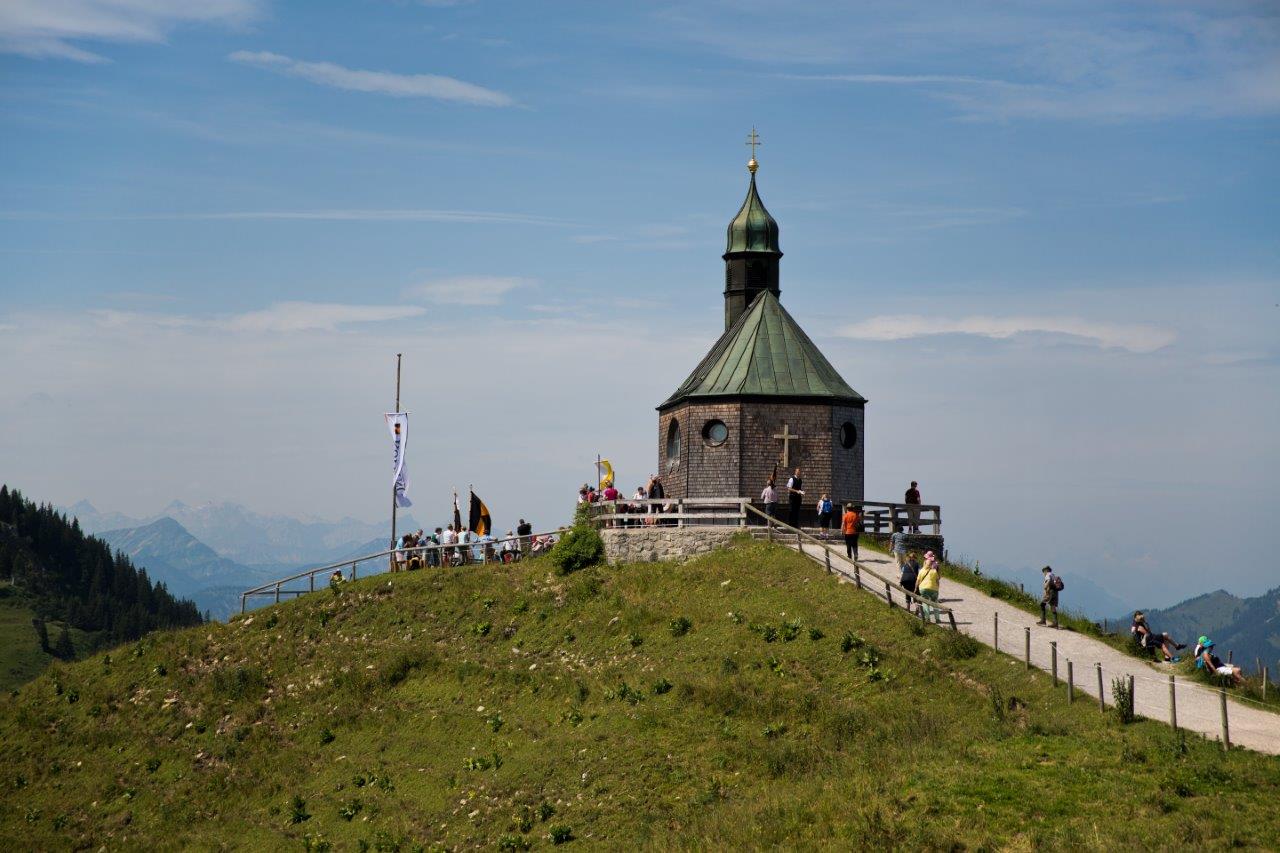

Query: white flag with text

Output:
[385, 412, 412, 508]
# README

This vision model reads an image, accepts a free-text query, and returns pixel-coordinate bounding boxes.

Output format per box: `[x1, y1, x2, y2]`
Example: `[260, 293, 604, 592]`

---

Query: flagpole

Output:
[391, 353, 402, 563]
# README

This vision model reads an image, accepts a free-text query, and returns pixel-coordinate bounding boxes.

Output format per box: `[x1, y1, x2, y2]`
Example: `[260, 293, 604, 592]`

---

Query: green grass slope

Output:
[2, 542, 1278, 851]
[0, 585, 94, 693]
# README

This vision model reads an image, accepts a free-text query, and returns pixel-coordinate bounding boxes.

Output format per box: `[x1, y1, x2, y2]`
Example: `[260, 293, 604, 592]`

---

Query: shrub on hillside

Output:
[551, 525, 604, 575]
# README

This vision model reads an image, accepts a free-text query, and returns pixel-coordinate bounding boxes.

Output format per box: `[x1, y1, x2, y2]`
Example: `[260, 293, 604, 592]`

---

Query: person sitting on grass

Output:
[1194, 637, 1243, 686]
[1130, 611, 1185, 662]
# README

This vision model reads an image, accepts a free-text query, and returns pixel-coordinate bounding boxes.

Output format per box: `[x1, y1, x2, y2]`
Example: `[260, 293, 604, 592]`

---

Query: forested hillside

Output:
[0, 486, 202, 670]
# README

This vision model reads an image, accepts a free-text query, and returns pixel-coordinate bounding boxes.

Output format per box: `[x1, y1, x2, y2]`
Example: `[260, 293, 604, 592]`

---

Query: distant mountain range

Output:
[69, 499, 412, 566]
[1125, 588, 1280, 673]
[97, 518, 276, 621]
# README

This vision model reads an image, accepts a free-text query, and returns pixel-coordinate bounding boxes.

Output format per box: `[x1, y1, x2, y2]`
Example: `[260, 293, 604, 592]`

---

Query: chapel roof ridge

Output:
[659, 290, 865, 410]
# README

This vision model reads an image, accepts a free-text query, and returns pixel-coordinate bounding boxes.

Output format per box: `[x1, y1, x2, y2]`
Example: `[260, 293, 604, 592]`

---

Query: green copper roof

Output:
[725, 174, 781, 255]
[661, 290, 864, 409]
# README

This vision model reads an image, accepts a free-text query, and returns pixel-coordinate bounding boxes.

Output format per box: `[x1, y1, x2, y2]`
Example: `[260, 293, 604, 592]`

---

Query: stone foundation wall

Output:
[600, 527, 743, 564]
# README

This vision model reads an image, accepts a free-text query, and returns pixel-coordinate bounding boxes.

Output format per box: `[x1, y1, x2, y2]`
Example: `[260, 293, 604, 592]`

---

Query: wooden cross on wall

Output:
[773, 423, 800, 467]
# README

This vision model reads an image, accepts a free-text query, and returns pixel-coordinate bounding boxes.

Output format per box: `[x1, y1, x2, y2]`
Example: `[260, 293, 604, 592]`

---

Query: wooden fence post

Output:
[1227, 649, 1233, 664]
[854, 564, 861, 588]
[1103, 617, 1108, 635]
[1051, 642, 1058, 686]
[885, 581, 894, 608]
[796, 531, 803, 555]
[240, 594, 246, 615]
[310, 574, 315, 593]
[1096, 663, 1105, 712]
[1024, 627, 1030, 670]
[352, 562, 358, 580]
[947, 610, 957, 631]
[1219, 689, 1230, 750]
[1067, 661, 1074, 703]
[767, 523, 774, 542]
[1128, 675, 1135, 719]
[1168, 675, 1177, 731]
[993, 612, 999, 651]
[1263, 666, 1269, 702]
[824, 549, 831, 574]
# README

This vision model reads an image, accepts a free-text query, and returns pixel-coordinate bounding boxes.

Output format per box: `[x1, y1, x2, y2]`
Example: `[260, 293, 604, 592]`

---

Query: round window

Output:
[666, 420, 681, 467]
[839, 421, 858, 449]
[702, 419, 728, 446]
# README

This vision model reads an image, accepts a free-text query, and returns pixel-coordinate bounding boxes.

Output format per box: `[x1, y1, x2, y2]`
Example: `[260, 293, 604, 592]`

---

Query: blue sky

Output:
[1, 1, 1277, 608]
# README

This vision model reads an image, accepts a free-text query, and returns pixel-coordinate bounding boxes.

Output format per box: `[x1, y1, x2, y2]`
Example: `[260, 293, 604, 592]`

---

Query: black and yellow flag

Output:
[469, 491, 492, 537]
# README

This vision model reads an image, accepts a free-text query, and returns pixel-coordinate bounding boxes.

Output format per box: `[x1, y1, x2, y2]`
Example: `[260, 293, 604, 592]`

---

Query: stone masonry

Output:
[600, 527, 743, 564]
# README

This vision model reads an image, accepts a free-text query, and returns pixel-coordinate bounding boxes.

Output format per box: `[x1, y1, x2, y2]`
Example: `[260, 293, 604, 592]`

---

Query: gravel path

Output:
[788, 541, 1280, 756]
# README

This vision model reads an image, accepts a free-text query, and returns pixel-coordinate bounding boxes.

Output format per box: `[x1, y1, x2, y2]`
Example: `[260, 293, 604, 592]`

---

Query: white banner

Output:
[384, 412, 412, 508]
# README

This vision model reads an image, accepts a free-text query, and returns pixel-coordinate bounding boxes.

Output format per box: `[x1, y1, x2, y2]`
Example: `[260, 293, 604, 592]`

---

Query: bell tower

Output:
[723, 128, 782, 330]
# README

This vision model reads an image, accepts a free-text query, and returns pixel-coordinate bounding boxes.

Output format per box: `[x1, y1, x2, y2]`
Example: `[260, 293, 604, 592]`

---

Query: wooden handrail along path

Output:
[582, 497, 958, 631]
[239, 530, 562, 614]
[740, 504, 959, 630]
[583, 497, 940, 534]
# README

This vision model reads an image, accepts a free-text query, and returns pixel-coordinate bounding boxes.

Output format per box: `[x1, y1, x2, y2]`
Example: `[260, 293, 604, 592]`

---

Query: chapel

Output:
[656, 144, 866, 525]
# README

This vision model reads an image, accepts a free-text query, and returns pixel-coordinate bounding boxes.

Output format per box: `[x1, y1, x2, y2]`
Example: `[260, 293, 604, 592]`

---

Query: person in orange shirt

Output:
[841, 503, 860, 561]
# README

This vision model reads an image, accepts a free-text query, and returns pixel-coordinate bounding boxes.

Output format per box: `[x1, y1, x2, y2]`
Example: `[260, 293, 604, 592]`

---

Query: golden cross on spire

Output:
[746, 127, 760, 173]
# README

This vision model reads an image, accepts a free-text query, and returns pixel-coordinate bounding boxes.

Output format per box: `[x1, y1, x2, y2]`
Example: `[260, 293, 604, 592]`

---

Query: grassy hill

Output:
[2, 540, 1278, 850]
[0, 584, 94, 692]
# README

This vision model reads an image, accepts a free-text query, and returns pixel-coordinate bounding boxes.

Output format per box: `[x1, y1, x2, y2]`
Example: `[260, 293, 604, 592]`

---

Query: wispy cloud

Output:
[779, 73, 1034, 90]
[672, 4, 1280, 120]
[91, 302, 426, 334]
[1, 209, 573, 226]
[227, 50, 513, 106]
[839, 314, 1176, 354]
[0, 0, 259, 63]
[407, 276, 530, 306]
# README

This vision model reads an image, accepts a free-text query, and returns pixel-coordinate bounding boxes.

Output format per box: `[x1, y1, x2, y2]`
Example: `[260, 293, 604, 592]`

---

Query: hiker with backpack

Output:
[1038, 565, 1063, 628]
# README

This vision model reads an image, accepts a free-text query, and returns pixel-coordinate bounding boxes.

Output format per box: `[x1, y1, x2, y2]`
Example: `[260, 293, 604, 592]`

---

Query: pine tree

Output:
[53, 625, 75, 660]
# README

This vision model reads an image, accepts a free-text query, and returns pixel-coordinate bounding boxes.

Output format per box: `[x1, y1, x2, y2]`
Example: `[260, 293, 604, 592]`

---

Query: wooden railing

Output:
[584, 497, 750, 527]
[853, 501, 941, 535]
[239, 530, 561, 613]
[743, 503, 958, 631]
[583, 497, 940, 535]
